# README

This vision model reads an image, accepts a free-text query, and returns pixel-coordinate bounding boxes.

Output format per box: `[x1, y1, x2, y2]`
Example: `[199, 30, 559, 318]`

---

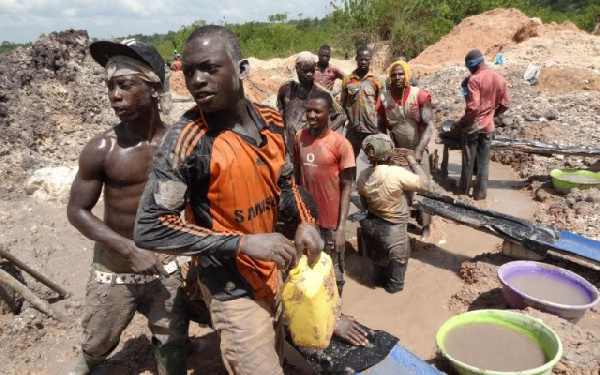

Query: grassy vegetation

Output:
[5, 1, 596, 60]
[157, 0, 598, 61]
[328, 0, 600, 59]
[0, 41, 30, 54]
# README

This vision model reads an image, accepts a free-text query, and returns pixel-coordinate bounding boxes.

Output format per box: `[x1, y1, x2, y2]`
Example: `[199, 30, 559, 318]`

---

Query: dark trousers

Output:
[458, 132, 492, 200]
[345, 128, 374, 160]
[318, 227, 345, 297]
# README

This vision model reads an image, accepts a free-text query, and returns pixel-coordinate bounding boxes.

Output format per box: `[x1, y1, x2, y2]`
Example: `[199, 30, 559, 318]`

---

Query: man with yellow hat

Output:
[375, 60, 434, 240]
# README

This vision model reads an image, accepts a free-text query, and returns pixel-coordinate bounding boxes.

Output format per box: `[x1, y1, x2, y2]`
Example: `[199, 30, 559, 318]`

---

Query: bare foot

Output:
[333, 314, 369, 346]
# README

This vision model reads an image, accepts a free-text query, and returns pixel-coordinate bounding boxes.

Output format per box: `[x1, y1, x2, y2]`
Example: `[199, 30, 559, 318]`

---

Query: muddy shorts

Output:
[360, 214, 410, 267]
[200, 281, 285, 375]
[80, 271, 189, 360]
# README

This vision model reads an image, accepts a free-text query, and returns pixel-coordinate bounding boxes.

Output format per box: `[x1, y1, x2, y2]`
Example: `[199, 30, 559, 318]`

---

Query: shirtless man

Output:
[67, 40, 188, 375]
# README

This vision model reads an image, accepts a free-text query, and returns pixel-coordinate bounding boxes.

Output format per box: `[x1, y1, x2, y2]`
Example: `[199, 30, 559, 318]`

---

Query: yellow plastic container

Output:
[282, 253, 341, 349]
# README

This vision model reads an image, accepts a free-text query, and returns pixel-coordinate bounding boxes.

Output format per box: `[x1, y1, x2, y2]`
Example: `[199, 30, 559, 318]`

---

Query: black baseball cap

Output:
[89, 39, 166, 84]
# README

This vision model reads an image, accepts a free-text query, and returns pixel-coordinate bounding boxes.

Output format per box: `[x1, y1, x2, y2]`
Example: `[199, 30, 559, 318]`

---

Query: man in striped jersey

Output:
[135, 25, 323, 375]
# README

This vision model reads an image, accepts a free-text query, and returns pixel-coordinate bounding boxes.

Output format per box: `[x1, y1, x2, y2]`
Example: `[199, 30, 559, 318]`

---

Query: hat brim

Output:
[89, 40, 149, 69]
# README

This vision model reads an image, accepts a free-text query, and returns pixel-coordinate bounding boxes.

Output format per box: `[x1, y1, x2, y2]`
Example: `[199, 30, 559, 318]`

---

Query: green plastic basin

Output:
[550, 169, 600, 194]
[436, 309, 562, 375]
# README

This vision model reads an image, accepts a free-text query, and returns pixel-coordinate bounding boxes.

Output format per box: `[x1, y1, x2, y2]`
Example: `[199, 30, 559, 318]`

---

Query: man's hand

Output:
[240, 233, 297, 270]
[294, 225, 324, 267]
[405, 149, 416, 161]
[333, 315, 369, 346]
[334, 228, 345, 254]
[123, 241, 166, 276]
[414, 147, 424, 163]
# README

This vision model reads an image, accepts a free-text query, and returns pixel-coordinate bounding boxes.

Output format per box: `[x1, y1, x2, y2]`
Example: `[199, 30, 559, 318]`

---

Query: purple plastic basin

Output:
[497, 261, 600, 323]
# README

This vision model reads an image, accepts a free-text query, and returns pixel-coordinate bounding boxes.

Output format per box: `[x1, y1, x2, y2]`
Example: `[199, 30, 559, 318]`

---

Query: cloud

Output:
[0, 0, 332, 43]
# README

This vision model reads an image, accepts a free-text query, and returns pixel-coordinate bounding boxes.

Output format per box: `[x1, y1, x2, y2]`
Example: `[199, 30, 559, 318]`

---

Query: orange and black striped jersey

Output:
[135, 100, 315, 301]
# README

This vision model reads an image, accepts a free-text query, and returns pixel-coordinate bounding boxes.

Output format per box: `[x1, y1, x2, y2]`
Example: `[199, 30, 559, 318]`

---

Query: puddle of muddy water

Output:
[443, 321, 548, 371]
[506, 272, 591, 306]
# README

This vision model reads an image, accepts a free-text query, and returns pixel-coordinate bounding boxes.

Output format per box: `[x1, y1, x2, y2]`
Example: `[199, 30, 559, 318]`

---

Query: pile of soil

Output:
[418, 11, 600, 239]
[0, 30, 111, 197]
[410, 8, 583, 75]
[0, 31, 195, 199]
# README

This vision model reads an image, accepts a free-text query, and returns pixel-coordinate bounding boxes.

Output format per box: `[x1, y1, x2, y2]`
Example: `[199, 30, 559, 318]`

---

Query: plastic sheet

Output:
[287, 323, 399, 374]
[358, 344, 442, 375]
[419, 192, 600, 263]
[419, 192, 558, 256]
[435, 130, 600, 157]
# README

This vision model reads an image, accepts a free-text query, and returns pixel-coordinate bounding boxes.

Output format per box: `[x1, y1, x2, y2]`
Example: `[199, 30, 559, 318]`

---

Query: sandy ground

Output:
[1, 143, 598, 374]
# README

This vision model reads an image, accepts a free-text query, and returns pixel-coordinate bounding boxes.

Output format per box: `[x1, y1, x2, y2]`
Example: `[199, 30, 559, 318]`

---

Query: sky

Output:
[0, 0, 334, 44]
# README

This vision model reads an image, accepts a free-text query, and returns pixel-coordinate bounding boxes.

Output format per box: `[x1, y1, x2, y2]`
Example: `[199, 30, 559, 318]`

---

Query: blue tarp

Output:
[555, 230, 600, 263]
[357, 344, 442, 375]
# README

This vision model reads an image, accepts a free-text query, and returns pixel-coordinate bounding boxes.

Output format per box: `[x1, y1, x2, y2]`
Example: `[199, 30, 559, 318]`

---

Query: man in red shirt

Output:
[453, 49, 510, 200]
[170, 55, 182, 71]
[315, 45, 346, 94]
[294, 90, 356, 296]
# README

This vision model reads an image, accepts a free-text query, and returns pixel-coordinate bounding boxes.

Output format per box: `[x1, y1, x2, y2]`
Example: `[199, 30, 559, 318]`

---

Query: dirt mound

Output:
[0, 30, 115, 197]
[502, 29, 600, 71]
[538, 66, 600, 93]
[411, 8, 590, 75]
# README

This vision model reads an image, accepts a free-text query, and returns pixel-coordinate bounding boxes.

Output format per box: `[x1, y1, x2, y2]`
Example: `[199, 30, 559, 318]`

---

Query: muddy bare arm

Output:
[330, 111, 346, 132]
[494, 104, 509, 118]
[67, 138, 125, 251]
[415, 101, 434, 162]
[334, 168, 355, 253]
[404, 151, 429, 193]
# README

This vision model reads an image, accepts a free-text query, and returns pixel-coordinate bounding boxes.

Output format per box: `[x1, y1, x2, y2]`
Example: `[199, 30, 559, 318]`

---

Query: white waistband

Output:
[92, 260, 179, 285]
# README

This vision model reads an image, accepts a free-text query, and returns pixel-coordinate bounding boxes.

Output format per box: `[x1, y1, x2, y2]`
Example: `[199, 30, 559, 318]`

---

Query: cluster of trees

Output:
[0, 41, 29, 54]
[1, 1, 598, 59]
[87, 0, 600, 61]
[152, 0, 597, 61]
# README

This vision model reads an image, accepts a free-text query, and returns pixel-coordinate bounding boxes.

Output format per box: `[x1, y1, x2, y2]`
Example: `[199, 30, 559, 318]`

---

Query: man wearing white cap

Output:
[277, 51, 345, 161]
[67, 39, 189, 374]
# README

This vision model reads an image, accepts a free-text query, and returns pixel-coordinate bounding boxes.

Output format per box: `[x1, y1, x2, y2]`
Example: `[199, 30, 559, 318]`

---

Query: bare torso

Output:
[102, 130, 162, 239]
[69, 120, 166, 273]
[98, 123, 166, 271]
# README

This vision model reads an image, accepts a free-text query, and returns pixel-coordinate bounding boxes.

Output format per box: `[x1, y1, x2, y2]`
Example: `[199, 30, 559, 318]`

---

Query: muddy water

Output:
[443, 322, 547, 371]
[559, 174, 600, 184]
[507, 273, 591, 305]
[341, 148, 537, 360]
